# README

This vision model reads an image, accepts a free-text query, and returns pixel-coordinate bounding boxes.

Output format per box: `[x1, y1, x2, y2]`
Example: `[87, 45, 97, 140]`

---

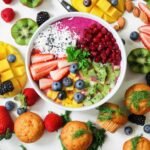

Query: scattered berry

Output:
[70, 64, 78, 73]
[128, 114, 146, 126]
[130, 31, 139, 41]
[58, 91, 67, 100]
[1, 8, 15, 23]
[62, 77, 73, 87]
[74, 92, 85, 103]
[36, 11, 50, 26]
[44, 112, 63, 132]
[122, 38, 125, 45]
[17, 107, 27, 115]
[52, 82, 62, 91]
[124, 126, 133, 135]
[144, 124, 150, 134]
[7, 54, 16, 63]
[75, 79, 85, 90]
[110, 0, 118, 6]
[83, 0, 92, 7]
[3, 0, 12, 4]
[5, 101, 15, 111]
[146, 72, 150, 86]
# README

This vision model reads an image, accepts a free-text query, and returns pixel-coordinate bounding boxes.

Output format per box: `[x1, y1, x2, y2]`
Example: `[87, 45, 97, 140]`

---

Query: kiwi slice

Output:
[20, 0, 43, 8]
[11, 18, 38, 45]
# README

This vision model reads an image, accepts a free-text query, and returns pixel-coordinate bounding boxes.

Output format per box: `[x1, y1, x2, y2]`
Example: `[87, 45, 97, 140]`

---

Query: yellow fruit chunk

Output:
[115, 0, 125, 12]
[97, 0, 111, 12]
[90, 7, 104, 18]
[1, 70, 14, 82]
[71, 0, 98, 12]
[67, 92, 74, 99]
[55, 99, 62, 105]
[6, 45, 18, 55]
[10, 54, 24, 67]
[103, 14, 117, 23]
[0, 59, 10, 73]
[107, 7, 122, 20]
[12, 66, 25, 76]
[47, 90, 58, 100]
[68, 73, 76, 79]
[0, 48, 7, 60]
[66, 86, 74, 91]
[17, 75, 27, 88]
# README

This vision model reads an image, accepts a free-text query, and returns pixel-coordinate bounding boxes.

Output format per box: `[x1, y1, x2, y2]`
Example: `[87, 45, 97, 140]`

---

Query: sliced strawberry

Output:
[58, 59, 74, 68]
[57, 54, 67, 59]
[31, 54, 55, 64]
[138, 25, 150, 35]
[32, 49, 41, 55]
[31, 65, 57, 80]
[139, 3, 150, 19]
[39, 78, 53, 90]
[140, 32, 150, 50]
[50, 67, 69, 81]
[31, 60, 58, 72]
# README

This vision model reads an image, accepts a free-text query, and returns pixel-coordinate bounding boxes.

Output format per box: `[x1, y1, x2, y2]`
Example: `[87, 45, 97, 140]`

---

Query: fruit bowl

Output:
[26, 12, 126, 111]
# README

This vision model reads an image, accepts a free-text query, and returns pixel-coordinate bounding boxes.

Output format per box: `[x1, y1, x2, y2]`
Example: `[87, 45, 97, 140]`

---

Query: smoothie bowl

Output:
[26, 13, 126, 111]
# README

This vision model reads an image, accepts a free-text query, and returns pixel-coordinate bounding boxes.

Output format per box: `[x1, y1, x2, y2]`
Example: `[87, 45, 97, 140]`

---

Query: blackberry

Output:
[36, 11, 50, 26]
[128, 114, 146, 126]
[0, 80, 14, 95]
[146, 72, 150, 86]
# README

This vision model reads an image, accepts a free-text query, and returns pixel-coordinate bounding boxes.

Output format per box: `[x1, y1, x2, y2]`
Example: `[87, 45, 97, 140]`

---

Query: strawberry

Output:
[1, 8, 15, 23]
[138, 25, 150, 35]
[31, 54, 55, 64]
[58, 59, 74, 69]
[44, 112, 63, 132]
[15, 88, 39, 107]
[139, 3, 150, 19]
[50, 67, 69, 81]
[140, 32, 150, 50]
[32, 49, 41, 55]
[3, 0, 12, 4]
[39, 78, 53, 90]
[0, 106, 14, 140]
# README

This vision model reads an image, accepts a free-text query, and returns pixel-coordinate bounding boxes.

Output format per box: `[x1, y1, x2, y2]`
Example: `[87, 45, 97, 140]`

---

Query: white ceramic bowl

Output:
[26, 12, 127, 111]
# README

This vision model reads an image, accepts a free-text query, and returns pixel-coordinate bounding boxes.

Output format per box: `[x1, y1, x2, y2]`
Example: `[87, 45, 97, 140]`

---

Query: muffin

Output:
[123, 136, 150, 150]
[60, 121, 93, 150]
[124, 83, 150, 115]
[96, 103, 127, 133]
[14, 112, 44, 143]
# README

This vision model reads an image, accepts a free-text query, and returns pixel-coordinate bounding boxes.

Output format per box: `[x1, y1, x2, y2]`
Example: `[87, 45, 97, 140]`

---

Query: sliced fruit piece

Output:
[11, 18, 38, 45]
[103, 14, 117, 23]
[50, 67, 69, 81]
[1, 70, 14, 82]
[47, 90, 58, 100]
[115, 0, 125, 12]
[0, 59, 10, 73]
[39, 78, 53, 90]
[140, 32, 150, 50]
[17, 75, 27, 88]
[138, 3, 150, 19]
[10, 54, 24, 67]
[31, 54, 54, 64]
[97, 0, 111, 12]
[90, 7, 104, 18]
[31, 65, 57, 80]
[12, 66, 25, 76]
[107, 7, 122, 20]
[0, 48, 7, 60]
[20, 0, 43, 8]
[58, 60, 74, 69]
[138, 25, 150, 35]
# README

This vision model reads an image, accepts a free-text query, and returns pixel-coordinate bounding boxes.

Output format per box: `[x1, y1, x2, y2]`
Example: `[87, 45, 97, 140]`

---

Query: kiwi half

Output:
[11, 18, 38, 45]
[20, 0, 43, 8]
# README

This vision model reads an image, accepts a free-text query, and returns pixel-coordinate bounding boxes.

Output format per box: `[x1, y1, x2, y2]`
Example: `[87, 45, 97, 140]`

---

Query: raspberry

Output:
[3, 0, 12, 4]
[1, 8, 15, 23]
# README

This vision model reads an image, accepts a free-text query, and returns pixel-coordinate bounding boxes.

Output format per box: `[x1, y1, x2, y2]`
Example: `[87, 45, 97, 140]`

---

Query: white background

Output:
[0, 0, 150, 150]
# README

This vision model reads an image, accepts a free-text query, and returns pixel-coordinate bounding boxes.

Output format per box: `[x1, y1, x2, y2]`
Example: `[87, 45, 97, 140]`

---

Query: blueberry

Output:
[83, 0, 92, 7]
[62, 77, 73, 87]
[124, 126, 133, 135]
[7, 54, 16, 63]
[122, 38, 125, 45]
[70, 64, 78, 73]
[52, 82, 62, 91]
[74, 92, 85, 103]
[146, 72, 150, 86]
[5, 101, 15, 111]
[110, 0, 118, 6]
[144, 124, 150, 134]
[130, 31, 139, 41]
[75, 79, 85, 90]
[17, 107, 27, 115]
[58, 91, 67, 100]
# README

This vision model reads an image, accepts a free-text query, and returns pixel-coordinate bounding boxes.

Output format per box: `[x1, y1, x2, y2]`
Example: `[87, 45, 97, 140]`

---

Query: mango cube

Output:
[90, 7, 104, 17]
[115, 0, 125, 12]
[107, 7, 122, 19]
[13, 66, 25, 76]
[66, 86, 74, 91]
[10, 54, 24, 67]
[47, 90, 58, 100]
[17, 75, 27, 88]
[1, 70, 14, 82]
[97, 0, 111, 12]
[0, 48, 7, 60]
[103, 14, 117, 23]
[0, 59, 10, 73]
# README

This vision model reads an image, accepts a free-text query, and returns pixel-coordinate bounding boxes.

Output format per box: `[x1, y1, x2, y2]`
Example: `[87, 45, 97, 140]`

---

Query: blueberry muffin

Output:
[14, 112, 44, 143]
[96, 103, 127, 133]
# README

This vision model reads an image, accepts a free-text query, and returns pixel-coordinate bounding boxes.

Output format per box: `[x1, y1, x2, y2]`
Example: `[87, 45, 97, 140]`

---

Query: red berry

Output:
[1, 8, 15, 23]
[3, 0, 12, 4]
[44, 112, 63, 132]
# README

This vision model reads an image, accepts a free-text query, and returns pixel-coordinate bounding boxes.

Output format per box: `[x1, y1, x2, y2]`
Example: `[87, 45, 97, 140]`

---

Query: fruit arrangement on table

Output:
[0, 0, 150, 150]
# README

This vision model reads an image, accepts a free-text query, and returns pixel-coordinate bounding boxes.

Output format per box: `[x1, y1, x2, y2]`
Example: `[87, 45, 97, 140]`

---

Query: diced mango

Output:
[107, 7, 122, 19]
[6, 45, 18, 55]
[97, 0, 111, 12]
[115, 0, 125, 12]
[10, 54, 24, 67]
[67, 92, 74, 99]
[1, 70, 14, 82]
[17, 74, 27, 88]
[12, 66, 25, 76]
[90, 7, 104, 18]
[103, 14, 117, 23]
[66, 86, 74, 91]
[0, 47, 7, 60]
[68, 73, 76, 79]
[0, 59, 10, 73]
[47, 90, 58, 100]
[74, 77, 80, 81]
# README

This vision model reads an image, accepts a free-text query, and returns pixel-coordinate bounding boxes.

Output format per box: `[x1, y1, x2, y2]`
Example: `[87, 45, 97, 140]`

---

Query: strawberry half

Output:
[140, 32, 150, 50]
[139, 3, 150, 19]
[58, 59, 74, 69]
[138, 25, 150, 35]
[50, 67, 69, 81]
[31, 54, 55, 64]
[39, 78, 53, 90]
[0, 106, 14, 140]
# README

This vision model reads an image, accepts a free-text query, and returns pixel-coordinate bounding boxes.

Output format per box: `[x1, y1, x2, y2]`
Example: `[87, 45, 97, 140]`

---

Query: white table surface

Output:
[0, 0, 150, 150]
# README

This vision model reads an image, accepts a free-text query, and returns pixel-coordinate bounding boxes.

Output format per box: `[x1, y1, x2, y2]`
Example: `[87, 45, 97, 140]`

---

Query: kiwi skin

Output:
[20, 0, 43, 8]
